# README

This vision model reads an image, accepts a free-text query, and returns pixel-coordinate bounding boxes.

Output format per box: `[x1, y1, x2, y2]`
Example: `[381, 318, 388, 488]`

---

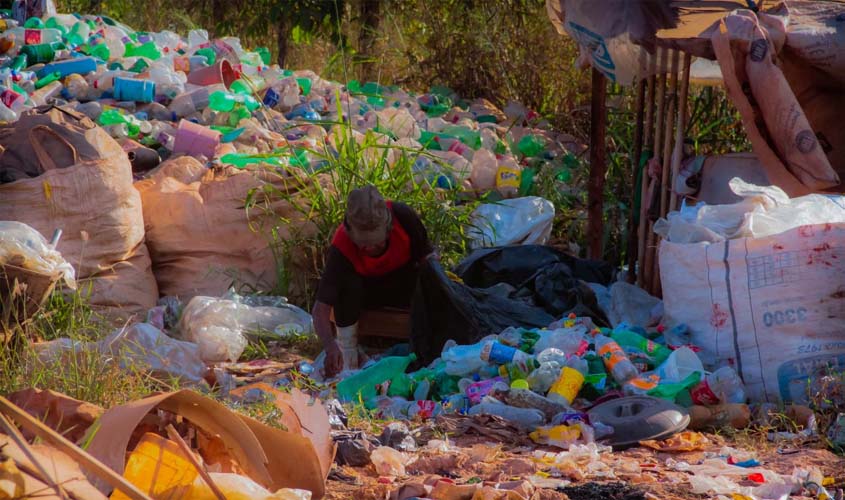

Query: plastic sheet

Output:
[468, 196, 555, 248]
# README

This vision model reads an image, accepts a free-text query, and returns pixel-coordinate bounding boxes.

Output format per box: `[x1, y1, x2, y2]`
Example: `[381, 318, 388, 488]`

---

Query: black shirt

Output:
[316, 202, 433, 306]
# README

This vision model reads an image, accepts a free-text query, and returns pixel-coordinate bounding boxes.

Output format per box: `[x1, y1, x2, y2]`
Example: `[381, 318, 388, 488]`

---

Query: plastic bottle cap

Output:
[510, 379, 529, 390]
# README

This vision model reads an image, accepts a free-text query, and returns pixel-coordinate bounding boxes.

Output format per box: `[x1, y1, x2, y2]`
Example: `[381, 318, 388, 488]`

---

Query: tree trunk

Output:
[357, 0, 380, 81]
[212, 0, 226, 38]
[276, 14, 291, 68]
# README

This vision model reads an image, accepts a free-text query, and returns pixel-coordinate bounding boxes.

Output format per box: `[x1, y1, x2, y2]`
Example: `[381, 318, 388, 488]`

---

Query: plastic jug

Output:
[111, 433, 197, 500]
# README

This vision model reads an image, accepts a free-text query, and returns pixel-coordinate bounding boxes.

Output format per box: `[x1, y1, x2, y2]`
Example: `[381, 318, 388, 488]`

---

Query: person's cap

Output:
[345, 185, 391, 247]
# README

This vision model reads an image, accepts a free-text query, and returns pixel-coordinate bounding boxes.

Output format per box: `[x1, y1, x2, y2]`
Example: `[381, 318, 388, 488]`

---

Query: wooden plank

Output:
[0, 395, 153, 500]
[636, 52, 657, 289]
[165, 424, 226, 500]
[643, 47, 668, 292]
[669, 53, 693, 213]
[626, 70, 647, 283]
[587, 68, 608, 260]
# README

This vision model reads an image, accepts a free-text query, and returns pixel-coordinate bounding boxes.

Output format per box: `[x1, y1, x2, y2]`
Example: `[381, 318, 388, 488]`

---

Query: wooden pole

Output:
[0, 413, 68, 499]
[165, 424, 226, 500]
[642, 47, 667, 292]
[587, 68, 607, 260]
[652, 49, 681, 296]
[626, 56, 647, 283]
[0, 396, 153, 500]
[636, 52, 657, 289]
[669, 53, 693, 213]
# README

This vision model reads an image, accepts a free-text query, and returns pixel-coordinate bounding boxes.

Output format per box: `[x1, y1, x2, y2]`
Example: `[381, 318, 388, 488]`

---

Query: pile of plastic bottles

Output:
[334, 313, 746, 448]
[0, 6, 580, 197]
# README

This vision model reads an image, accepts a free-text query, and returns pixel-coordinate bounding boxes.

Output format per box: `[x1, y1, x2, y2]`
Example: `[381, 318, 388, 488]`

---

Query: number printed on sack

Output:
[762, 307, 808, 327]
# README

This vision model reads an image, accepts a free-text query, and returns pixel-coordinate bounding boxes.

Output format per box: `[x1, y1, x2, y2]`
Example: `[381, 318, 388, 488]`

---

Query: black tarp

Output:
[410, 246, 613, 365]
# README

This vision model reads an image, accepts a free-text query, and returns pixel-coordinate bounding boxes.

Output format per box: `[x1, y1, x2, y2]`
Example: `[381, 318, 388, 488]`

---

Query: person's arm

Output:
[312, 301, 342, 377]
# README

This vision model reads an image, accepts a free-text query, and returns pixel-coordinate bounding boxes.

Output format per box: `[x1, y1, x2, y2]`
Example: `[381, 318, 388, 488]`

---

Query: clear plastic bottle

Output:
[468, 400, 544, 429]
[187, 29, 209, 49]
[503, 388, 569, 420]
[594, 334, 639, 384]
[533, 326, 588, 356]
[29, 80, 61, 106]
[75, 100, 102, 121]
[65, 73, 90, 100]
[691, 366, 746, 405]
[0, 86, 27, 113]
[442, 340, 490, 376]
[168, 86, 216, 117]
[527, 361, 562, 394]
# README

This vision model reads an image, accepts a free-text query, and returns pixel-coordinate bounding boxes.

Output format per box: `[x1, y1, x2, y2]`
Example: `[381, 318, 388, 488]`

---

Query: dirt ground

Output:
[323, 422, 845, 500]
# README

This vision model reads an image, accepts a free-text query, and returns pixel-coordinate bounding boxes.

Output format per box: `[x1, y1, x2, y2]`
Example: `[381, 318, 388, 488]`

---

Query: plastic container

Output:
[172, 119, 221, 159]
[480, 341, 532, 366]
[4, 27, 63, 45]
[187, 59, 236, 88]
[0, 86, 26, 113]
[37, 56, 97, 79]
[168, 85, 221, 118]
[656, 346, 703, 384]
[462, 376, 508, 404]
[547, 357, 588, 406]
[336, 353, 417, 404]
[19, 42, 58, 64]
[594, 334, 639, 384]
[209, 90, 260, 112]
[113, 77, 155, 102]
[468, 401, 544, 428]
[111, 433, 197, 500]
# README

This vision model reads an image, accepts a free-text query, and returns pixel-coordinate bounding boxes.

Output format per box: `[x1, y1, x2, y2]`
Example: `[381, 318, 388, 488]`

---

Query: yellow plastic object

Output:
[110, 433, 198, 500]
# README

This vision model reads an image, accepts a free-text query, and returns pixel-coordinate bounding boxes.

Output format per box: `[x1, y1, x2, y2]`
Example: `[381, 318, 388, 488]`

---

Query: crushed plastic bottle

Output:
[468, 400, 545, 428]
[690, 366, 746, 405]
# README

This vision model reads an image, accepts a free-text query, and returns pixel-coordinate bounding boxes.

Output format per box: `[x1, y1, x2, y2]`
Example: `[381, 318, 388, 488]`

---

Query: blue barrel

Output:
[37, 56, 98, 79]
[113, 77, 155, 103]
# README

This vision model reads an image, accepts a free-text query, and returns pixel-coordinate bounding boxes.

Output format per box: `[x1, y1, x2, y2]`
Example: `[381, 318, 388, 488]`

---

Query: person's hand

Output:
[324, 340, 344, 378]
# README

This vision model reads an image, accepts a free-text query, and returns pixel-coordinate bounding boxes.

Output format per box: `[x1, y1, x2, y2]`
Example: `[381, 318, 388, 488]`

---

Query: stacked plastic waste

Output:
[0, 8, 581, 197]
[333, 313, 747, 450]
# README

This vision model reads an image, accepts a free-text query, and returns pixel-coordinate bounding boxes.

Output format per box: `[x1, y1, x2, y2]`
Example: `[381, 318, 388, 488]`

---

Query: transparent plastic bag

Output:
[0, 221, 75, 288]
[468, 197, 555, 248]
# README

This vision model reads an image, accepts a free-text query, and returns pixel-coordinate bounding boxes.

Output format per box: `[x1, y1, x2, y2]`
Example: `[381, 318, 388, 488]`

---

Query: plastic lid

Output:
[587, 395, 689, 449]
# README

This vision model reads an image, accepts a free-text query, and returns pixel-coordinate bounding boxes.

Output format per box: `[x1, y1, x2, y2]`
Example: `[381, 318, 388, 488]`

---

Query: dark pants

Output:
[334, 264, 419, 327]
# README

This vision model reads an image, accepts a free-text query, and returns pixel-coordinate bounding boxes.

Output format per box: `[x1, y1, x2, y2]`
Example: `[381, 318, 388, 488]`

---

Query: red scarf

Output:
[332, 202, 412, 277]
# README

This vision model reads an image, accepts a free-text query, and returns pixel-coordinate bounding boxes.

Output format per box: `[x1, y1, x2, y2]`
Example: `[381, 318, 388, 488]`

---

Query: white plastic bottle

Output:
[0, 101, 18, 122]
[468, 400, 544, 428]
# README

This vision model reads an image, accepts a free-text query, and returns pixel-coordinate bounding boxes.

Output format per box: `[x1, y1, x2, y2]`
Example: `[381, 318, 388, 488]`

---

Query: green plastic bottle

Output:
[336, 353, 417, 405]
[517, 134, 546, 158]
[220, 152, 285, 168]
[124, 41, 160, 60]
[610, 329, 672, 366]
[209, 91, 260, 112]
[295, 77, 311, 96]
[35, 71, 61, 89]
[441, 125, 481, 150]
[98, 109, 142, 137]
[256, 46, 271, 65]
[24, 17, 45, 29]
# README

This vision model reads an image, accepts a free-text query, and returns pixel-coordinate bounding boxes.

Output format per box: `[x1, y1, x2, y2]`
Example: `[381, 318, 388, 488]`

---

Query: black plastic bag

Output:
[410, 259, 554, 365]
[455, 245, 614, 288]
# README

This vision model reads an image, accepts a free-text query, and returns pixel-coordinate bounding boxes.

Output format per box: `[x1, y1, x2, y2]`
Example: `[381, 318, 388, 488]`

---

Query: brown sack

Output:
[0, 106, 158, 316]
[135, 156, 327, 301]
[712, 12, 839, 193]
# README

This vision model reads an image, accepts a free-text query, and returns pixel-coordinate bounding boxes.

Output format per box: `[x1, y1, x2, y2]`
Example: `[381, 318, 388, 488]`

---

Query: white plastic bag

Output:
[100, 323, 206, 383]
[655, 179, 845, 243]
[370, 446, 410, 477]
[179, 295, 315, 362]
[468, 197, 555, 248]
[0, 221, 75, 287]
[190, 473, 311, 500]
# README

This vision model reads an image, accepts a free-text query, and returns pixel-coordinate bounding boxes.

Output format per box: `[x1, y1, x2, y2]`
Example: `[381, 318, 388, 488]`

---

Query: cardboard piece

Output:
[85, 389, 329, 498]
[0, 434, 108, 500]
[7, 388, 104, 444]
